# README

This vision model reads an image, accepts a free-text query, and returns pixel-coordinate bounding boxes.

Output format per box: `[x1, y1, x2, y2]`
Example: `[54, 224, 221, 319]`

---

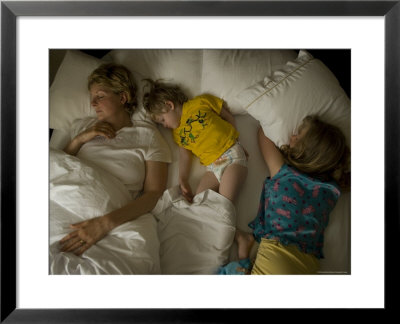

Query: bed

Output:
[49, 49, 351, 274]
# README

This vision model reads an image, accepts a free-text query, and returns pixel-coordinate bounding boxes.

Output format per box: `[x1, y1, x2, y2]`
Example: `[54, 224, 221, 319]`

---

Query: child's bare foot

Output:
[235, 229, 255, 260]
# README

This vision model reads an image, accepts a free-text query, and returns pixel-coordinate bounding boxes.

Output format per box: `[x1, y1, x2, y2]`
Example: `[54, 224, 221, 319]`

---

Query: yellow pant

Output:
[250, 238, 320, 275]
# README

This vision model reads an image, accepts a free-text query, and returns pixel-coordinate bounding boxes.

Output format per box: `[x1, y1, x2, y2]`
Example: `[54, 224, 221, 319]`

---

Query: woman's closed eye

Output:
[91, 95, 104, 103]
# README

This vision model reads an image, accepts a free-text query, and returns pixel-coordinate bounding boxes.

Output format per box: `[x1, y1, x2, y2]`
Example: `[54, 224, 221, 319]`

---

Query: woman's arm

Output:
[59, 160, 168, 255]
[179, 147, 194, 202]
[63, 121, 116, 156]
[258, 127, 284, 178]
[104, 160, 168, 229]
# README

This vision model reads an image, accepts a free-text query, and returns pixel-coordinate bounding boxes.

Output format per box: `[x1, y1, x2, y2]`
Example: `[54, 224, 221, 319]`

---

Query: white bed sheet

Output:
[153, 186, 236, 274]
[49, 49, 350, 274]
[50, 113, 351, 274]
[49, 148, 161, 274]
[157, 113, 351, 273]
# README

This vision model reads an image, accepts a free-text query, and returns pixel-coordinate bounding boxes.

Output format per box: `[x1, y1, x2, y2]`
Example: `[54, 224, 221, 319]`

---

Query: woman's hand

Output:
[59, 216, 111, 256]
[179, 180, 194, 203]
[77, 121, 116, 143]
[63, 121, 116, 156]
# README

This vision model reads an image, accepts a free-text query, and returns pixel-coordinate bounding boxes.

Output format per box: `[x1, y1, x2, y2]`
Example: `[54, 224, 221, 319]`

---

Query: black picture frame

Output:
[1, 0, 399, 322]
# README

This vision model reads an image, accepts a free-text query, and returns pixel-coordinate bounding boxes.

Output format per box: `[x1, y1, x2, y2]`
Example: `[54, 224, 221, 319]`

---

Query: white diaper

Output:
[206, 142, 248, 182]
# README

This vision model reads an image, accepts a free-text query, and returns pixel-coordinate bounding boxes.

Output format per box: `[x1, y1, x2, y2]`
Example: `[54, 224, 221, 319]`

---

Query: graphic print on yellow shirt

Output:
[173, 94, 239, 166]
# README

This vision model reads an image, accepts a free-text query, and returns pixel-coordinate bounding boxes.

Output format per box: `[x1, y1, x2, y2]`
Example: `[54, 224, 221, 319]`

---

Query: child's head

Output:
[143, 79, 188, 128]
[281, 115, 350, 188]
[88, 63, 137, 116]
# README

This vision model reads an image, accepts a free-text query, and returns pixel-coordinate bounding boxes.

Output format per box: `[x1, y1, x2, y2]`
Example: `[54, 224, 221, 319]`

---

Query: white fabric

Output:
[108, 49, 203, 99]
[49, 50, 156, 131]
[200, 49, 298, 114]
[49, 50, 103, 131]
[50, 49, 351, 274]
[49, 148, 161, 274]
[236, 50, 351, 147]
[157, 114, 351, 273]
[70, 117, 172, 196]
[153, 186, 236, 274]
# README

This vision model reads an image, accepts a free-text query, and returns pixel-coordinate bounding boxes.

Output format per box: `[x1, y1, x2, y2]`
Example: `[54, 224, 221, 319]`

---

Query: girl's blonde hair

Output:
[142, 79, 188, 119]
[88, 63, 137, 116]
[280, 115, 350, 189]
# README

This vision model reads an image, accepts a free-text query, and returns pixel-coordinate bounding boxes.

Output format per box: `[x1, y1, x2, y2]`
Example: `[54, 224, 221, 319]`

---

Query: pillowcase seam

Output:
[244, 58, 313, 111]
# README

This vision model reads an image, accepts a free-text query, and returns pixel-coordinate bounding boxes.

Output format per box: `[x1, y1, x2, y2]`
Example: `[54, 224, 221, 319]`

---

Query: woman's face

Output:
[89, 83, 125, 122]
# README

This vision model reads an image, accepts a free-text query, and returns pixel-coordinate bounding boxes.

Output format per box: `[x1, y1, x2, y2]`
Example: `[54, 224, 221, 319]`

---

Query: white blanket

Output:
[49, 148, 161, 274]
[153, 186, 236, 274]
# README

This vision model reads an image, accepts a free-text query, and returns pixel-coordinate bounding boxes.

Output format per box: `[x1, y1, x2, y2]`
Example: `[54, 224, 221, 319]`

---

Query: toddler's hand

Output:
[243, 146, 250, 160]
[179, 181, 193, 203]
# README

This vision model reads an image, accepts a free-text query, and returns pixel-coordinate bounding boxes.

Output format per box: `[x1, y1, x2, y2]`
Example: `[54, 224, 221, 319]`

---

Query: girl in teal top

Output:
[218, 115, 350, 275]
[248, 163, 340, 259]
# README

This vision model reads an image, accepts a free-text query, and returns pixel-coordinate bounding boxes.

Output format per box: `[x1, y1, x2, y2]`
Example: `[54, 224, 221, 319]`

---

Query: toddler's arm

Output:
[220, 102, 249, 159]
[179, 147, 194, 202]
[220, 102, 237, 129]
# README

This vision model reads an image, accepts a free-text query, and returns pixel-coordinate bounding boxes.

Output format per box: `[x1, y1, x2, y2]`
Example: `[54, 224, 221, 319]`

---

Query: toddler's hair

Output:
[88, 63, 137, 116]
[280, 115, 350, 189]
[142, 79, 188, 119]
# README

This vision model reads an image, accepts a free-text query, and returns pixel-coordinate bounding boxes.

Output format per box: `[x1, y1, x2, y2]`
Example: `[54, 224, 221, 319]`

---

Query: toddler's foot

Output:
[235, 229, 255, 260]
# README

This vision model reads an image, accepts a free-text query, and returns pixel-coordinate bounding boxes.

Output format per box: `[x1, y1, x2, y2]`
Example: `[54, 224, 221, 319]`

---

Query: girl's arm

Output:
[59, 160, 168, 255]
[179, 147, 194, 202]
[258, 127, 284, 178]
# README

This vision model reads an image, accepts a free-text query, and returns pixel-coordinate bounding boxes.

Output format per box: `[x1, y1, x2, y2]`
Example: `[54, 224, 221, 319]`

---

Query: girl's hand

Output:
[59, 216, 110, 256]
[76, 121, 116, 144]
[179, 180, 193, 203]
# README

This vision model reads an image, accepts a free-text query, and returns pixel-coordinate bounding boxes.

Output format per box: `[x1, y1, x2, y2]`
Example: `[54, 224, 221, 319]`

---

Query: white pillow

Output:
[108, 49, 203, 99]
[236, 50, 351, 147]
[49, 50, 154, 131]
[50, 50, 102, 131]
[200, 49, 298, 115]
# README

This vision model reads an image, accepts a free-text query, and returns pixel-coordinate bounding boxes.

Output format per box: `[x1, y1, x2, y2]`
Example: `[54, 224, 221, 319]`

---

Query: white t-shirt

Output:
[71, 117, 172, 197]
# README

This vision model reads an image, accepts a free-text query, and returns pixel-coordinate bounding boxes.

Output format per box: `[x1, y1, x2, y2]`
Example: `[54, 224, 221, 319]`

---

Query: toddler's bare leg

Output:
[195, 171, 219, 195]
[219, 164, 248, 202]
[235, 229, 255, 260]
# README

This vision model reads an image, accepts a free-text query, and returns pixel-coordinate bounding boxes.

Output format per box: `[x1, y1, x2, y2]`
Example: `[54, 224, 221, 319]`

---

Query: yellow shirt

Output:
[173, 94, 239, 165]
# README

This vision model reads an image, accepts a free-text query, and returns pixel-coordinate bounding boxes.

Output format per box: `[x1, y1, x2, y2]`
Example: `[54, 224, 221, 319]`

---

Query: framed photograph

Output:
[2, 0, 398, 321]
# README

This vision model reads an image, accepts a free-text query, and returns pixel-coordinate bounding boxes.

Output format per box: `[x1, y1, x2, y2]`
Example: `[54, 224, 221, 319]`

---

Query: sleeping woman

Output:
[51, 63, 171, 274]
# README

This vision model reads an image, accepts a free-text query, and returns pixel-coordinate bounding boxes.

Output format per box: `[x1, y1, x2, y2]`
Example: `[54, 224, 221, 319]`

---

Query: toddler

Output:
[143, 80, 248, 203]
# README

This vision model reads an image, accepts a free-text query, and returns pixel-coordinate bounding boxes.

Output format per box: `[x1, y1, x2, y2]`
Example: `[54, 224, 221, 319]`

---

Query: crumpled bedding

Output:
[153, 186, 236, 274]
[49, 148, 161, 274]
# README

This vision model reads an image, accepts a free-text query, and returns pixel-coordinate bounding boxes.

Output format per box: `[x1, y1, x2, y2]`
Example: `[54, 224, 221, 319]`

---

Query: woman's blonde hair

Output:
[142, 79, 188, 119]
[88, 63, 137, 116]
[280, 115, 350, 189]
